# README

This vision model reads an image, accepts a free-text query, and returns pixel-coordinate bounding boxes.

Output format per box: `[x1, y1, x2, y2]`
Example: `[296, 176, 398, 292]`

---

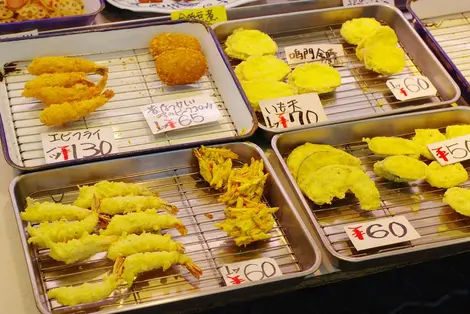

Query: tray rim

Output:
[0, 19, 257, 172]
[271, 106, 470, 266]
[9, 141, 321, 314]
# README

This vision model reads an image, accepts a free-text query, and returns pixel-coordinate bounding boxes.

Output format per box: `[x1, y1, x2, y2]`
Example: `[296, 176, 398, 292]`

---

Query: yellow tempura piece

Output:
[74, 180, 154, 209]
[27, 56, 106, 75]
[412, 129, 446, 160]
[356, 26, 397, 61]
[100, 209, 187, 236]
[340, 18, 382, 45]
[234, 55, 291, 81]
[363, 136, 421, 158]
[425, 162, 468, 188]
[445, 124, 470, 139]
[98, 196, 178, 215]
[443, 187, 470, 216]
[20, 197, 91, 223]
[240, 80, 297, 111]
[288, 63, 341, 94]
[194, 146, 239, 190]
[363, 42, 405, 75]
[107, 233, 184, 261]
[225, 28, 278, 60]
[373, 156, 427, 182]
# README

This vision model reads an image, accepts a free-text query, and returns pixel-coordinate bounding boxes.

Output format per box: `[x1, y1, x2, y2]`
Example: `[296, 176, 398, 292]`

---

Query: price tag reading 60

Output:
[219, 257, 282, 286]
[386, 75, 437, 101]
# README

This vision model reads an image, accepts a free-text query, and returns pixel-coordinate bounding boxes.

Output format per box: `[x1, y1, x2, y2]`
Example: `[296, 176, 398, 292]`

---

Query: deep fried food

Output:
[22, 72, 93, 97]
[96, 195, 178, 215]
[288, 63, 341, 94]
[39, 90, 114, 126]
[340, 18, 382, 45]
[425, 161, 468, 188]
[363, 42, 405, 75]
[99, 209, 187, 236]
[373, 155, 427, 182]
[74, 180, 154, 209]
[225, 28, 278, 60]
[363, 136, 420, 158]
[107, 233, 184, 261]
[234, 55, 291, 82]
[122, 252, 202, 286]
[194, 146, 239, 190]
[412, 129, 446, 160]
[445, 124, 470, 139]
[20, 197, 91, 222]
[356, 26, 397, 61]
[240, 80, 297, 111]
[156, 48, 207, 86]
[149, 33, 202, 58]
[443, 187, 470, 217]
[27, 56, 107, 75]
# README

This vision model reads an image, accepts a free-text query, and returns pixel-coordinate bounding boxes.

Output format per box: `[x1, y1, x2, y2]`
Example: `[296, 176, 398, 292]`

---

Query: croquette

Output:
[356, 26, 397, 61]
[156, 48, 207, 86]
[225, 28, 278, 60]
[340, 18, 382, 45]
[240, 80, 297, 111]
[149, 33, 201, 58]
[234, 55, 291, 82]
[363, 42, 405, 75]
[288, 63, 341, 94]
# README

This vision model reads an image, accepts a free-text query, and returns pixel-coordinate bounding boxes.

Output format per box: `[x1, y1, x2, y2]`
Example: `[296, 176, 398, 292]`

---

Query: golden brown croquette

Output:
[156, 48, 207, 86]
[149, 33, 202, 58]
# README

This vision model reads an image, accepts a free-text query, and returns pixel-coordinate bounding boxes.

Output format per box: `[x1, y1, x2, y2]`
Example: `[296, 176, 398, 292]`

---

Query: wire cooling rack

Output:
[26, 165, 301, 314]
[4, 49, 238, 169]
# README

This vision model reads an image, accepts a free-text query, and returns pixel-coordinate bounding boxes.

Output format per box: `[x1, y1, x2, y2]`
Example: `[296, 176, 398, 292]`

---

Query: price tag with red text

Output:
[427, 134, 470, 165]
[41, 127, 118, 164]
[386, 76, 437, 101]
[344, 216, 420, 251]
[219, 257, 282, 286]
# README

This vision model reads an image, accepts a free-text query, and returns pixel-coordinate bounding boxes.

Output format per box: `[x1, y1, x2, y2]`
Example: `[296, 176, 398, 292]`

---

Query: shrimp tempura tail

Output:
[27, 56, 107, 75]
[39, 90, 115, 126]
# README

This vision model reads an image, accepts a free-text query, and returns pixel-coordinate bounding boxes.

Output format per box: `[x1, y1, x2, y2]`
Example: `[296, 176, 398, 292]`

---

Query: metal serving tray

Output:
[273, 107, 470, 269]
[0, 20, 256, 171]
[407, 0, 470, 101]
[213, 4, 460, 138]
[9, 142, 320, 314]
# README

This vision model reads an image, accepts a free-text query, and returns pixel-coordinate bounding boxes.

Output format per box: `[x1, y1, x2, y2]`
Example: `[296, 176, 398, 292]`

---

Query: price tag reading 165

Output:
[427, 134, 470, 166]
[219, 257, 282, 286]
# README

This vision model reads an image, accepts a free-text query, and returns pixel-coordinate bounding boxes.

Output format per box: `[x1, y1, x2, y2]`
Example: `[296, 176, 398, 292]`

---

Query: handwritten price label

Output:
[284, 44, 344, 66]
[170, 6, 227, 25]
[259, 93, 327, 130]
[0, 29, 38, 40]
[141, 95, 222, 135]
[343, 0, 395, 6]
[386, 76, 437, 101]
[427, 134, 470, 165]
[219, 257, 282, 286]
[344, 216, 420, 251]
[41, 127, 118, 164]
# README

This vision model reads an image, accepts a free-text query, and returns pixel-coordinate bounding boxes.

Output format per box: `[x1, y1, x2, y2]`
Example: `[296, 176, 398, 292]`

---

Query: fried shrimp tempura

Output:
[340, 18, 382, 45]
[445, 124, 470, 139]
[373, 156, 427, 182]
[149, 33, 201, 58]
[443, 187, 470, 217]
[27, 56, 107, 75]
[122, 252, 202, 286]
[234, 55, 291, 82]
[412, 129, 446, 160]
[74, 180, 154, 209]
[425, 161, 468, 188]
[241, 80, 297, 111]
[20, 197, 91, 223]
[39, 90, 114, 126]
[96, 195, 178, 215]
[194, 146, 239, 190]
[288, 63, 341, 94]
[107, 233, 184, 261]
[225, 28, 278, 60]
[22, 72, 93, 97]
[100, 209, 187, 236]
[363, 136, 420, 158]
[356, 26, 397, 61]
[156, 48, 207, 86]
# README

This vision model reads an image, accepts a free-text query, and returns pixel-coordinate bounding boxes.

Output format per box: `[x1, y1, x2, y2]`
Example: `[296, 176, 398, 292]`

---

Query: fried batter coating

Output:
[156, 48, 207, 86]
[288, 63, 341, 94]
[363, 42, 405, 75]
[97, 195, 178, 215]
[234, 55, 291, 82]
[225, 28, 278, 60]
[363, 136, 420, 158]
[39, 90, 114, 126]
[149, 33, 201, 58]
[443, 187, 470, 217]
[412, 129, 446, 160]
[27, 56, 107, 75]
[356, 26, 397, 61]
[425, 161, 468, 188]
[22, 72, 93, 97]
[240, 80, 297, 111]
[21, 197, 91, 222]
[340, 18, 382, 45]
[445, 124, 470, 139]
[373, 156, 427, 182]
[194, 146, 239, 190]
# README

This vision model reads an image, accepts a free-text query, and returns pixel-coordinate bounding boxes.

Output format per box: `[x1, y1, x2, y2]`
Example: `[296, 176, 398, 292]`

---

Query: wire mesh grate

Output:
[4, 48, 238, 168]
[24, 164, 301, 314]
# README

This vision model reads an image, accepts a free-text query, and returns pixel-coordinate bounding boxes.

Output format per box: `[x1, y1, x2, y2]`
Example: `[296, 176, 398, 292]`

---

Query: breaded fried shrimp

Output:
[27, 56, 106, 75]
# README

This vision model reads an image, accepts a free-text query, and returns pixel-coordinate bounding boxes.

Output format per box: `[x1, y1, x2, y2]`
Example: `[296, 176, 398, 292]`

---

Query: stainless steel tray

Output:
[0, 20, 256, 172]
[272, 107, 470, 269]
[9, 142, 320, 314]
[213, 4, 460, 138]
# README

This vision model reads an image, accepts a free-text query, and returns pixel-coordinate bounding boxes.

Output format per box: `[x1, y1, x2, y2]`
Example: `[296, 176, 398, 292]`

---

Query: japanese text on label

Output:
[284, 44, 345, 66]
[386, 76, 437, 101]
[344, 216, 420, 251]
[427, 134, 470, 165]
[170, 6, 227, 25]
[141, 95, 221, 134]
[343, 0, 395, 6]
[41, 127, 118, 164]
[259, 93, 327, 129]
[219, 257, 282, 286]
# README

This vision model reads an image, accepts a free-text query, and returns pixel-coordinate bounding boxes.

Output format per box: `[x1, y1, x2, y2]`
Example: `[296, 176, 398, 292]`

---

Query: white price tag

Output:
[0, 29, 38, 40]
[344, 216, 420, 251]
[386, 76, 437, 101]
[343, 0, 395, 6]
[284, 44, 345, 66]
[427, 134, 470, 166]
[219, 257, 282, 286]
[41, 127, 118, 164]
[140, 95, 221, 135]
[259, 93, 327, 129]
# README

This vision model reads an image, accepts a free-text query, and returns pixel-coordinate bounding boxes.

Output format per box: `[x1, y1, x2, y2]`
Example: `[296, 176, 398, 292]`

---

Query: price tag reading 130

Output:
[344, 216, 420, 251]
[386, 75, 437, 101]
[427, 134, 470, 166]
[219, 257, 282, 286]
